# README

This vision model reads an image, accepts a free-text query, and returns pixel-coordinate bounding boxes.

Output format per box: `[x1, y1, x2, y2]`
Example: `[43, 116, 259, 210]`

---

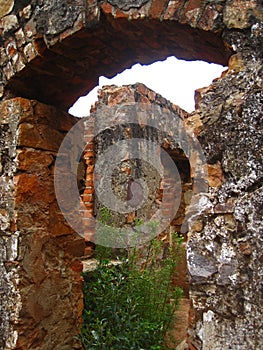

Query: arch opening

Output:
[0, 3, 239, 349]
[78, 81, 206, 348]
[4, 12, 230, 110]
[69, 56, 226, 117]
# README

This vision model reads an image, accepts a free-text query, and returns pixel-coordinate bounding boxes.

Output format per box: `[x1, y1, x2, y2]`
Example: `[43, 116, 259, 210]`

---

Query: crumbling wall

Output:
[0, 0, 262, 349]
[0, 0, 229, 108]
[87, 83, 192, 296]
[0, 99, 84, 349]
[90, 84, 190, 231]
[0, 96, 21, 350]
[186, 29, 263, 348]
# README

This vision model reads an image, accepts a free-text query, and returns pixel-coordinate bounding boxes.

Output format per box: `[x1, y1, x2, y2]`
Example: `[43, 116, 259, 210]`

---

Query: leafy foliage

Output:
[80, 232, 183, 349]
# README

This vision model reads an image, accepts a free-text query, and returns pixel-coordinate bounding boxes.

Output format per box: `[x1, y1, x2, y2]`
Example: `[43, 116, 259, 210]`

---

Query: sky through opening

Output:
[69, 56, 226, 117]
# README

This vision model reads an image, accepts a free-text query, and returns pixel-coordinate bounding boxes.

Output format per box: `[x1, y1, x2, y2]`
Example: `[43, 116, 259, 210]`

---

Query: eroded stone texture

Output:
[0, 0, 230, 108]
[0, 99, 21, 350]
[0, 1, 14, 19]
[107, 0, 148, 11]
[34, 0, 85, 37]
[0, 0, 262, 349]
[187, 23, 263, 349]
[223, 0, 259, 29]
[1, 99, 85, 350]
[89, 84, 192, 243]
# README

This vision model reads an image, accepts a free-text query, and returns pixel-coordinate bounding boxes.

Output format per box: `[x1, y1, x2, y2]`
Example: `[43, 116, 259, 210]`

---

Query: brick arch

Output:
[1, 1, 262, 350]
[1, 1, 231, 109]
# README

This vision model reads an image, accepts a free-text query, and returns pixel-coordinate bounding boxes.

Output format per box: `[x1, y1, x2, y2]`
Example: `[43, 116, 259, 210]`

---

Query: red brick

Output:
[100, 3, 113, 15]
[86, 173, 94, 181]
[149, 0, 168, 18]
[85, 180, 94, 187]
[85, 158, 94, 166]
[83, 187, 94, 195]
[83, 203, 93, 210]
[70, 260, 83, 273]
[83, 194, 94, 203]
[185, 0, 202, 12]
[86, 165, 95, 174]
[83, 221, 95, 230]
[81, 210, 94, 219]
[84, 151, 94, 158]
[115, 9, 129, 19]
[84, 140, 94, 148]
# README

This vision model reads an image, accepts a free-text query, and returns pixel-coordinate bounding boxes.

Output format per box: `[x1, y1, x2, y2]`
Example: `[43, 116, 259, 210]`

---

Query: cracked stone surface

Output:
[0, 0, 262, 349]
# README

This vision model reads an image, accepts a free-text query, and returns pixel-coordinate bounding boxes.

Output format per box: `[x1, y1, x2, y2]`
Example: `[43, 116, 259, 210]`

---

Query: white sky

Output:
[69, 56, 226, 117]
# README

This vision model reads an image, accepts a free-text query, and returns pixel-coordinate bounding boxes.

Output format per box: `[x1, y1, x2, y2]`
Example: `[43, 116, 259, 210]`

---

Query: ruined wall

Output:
[0, 99, 84, 349]
[91, 84, 190, 231]
[0, 0, 262, 349]
[0, 0, 230, 109]
[186, 31, 263, 348]
[87, 83, 193, 296]
[0, 95, 21, 350]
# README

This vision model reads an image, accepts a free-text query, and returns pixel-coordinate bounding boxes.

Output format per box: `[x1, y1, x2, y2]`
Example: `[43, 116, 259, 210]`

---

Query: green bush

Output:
[80, 233, 183, 350]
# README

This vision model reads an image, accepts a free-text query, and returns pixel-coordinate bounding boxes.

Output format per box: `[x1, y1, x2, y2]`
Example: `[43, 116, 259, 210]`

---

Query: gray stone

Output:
[107, 0, 148, 11]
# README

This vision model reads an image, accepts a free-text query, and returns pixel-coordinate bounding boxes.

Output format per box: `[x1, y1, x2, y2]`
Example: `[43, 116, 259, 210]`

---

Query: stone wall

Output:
[0, 98, 84, 349]
[84, 84, 192, 296]
[0, 0, 230, 109]
[90, 84, 191, 233]
[0, 95, 20, 350]
[0, 0, 262, 349]
[186, 33, 263, 348]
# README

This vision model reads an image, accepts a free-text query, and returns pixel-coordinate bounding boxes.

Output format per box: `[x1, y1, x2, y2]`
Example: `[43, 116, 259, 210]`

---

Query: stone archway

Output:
[0, 1, 262, 349]
[1, 0, 230, 109]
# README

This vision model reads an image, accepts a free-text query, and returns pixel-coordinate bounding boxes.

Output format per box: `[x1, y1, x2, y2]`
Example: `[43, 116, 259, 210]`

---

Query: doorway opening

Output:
[78, 81, 205, 347]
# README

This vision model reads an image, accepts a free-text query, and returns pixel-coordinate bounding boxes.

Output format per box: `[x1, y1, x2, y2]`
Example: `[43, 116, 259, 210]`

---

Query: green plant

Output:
[80, 230, 183, 349]
[99, 207, 112, 226]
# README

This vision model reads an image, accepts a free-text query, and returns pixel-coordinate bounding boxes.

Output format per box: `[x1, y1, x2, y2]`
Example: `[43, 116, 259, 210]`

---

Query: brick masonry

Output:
[0, 0, 262, 349]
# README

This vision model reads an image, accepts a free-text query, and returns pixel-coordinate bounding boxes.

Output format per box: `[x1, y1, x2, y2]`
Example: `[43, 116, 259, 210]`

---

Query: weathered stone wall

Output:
[0, 99, 84, 349]
[0, 95, 21, 350]
[186, 29, 263, 348]
[89, 83, 193, 296]
[0, 0, 230, 109]
[0, 0, 262, 349]
[91, 84, 190, 230]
